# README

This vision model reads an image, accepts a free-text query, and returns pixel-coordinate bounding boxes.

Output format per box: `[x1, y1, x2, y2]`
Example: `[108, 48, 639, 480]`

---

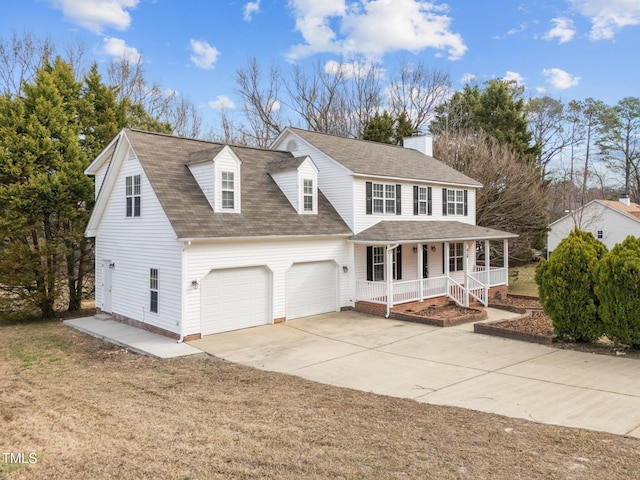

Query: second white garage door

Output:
[286, 261, 338, 320]
[201, 266, 271, 335]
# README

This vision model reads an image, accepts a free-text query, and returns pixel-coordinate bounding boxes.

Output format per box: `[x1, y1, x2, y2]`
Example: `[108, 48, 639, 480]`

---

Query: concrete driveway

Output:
[190, 309, 640, 438]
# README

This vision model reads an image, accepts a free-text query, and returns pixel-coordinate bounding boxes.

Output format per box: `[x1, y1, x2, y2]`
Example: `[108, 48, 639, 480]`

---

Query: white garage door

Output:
[201, 266, 271, 335]
[286, 261, 338, 320]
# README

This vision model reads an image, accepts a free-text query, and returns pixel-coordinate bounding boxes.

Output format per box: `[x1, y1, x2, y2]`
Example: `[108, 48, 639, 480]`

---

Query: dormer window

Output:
[221, 171, 235, 209]
[303, 179, 313, 212]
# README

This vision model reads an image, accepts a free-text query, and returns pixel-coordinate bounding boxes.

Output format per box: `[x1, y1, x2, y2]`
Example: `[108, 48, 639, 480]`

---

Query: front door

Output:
[102, 260, 113, 313]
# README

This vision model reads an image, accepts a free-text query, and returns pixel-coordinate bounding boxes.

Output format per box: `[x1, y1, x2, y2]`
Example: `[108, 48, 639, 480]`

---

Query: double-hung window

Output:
[443, 188, 467, 216]
[367, 245, 402, 281]
[221, 171, 235, 209]
[150, 268, 158, 313]
[418, 187, 428, 214]
[448, 189, 464, 215]
[126, 175, 141, 217]
[373, 247, 385, 281]
[449, 243, 464, 272]
[303, 178, 313, 212]
[372, 183, 396, 214]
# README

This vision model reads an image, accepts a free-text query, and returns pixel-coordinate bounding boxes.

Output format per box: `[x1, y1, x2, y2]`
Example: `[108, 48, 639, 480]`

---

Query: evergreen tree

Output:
[535, 228, 607, 342]
[362, 110, 416, 146]
[0, 58, 89, 317]
[430, 79, 539, 161]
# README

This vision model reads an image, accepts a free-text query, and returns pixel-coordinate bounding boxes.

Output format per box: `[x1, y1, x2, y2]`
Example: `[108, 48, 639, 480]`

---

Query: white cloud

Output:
[542, 67, 581, 89]
[543, 17, 576, 43]
[244, 0, 261, 21]
[190, 39, 220, 70]
[460, 72, 476, 85]
[49, 0, 138, 33]
[287, 0, 466, 61]
[570, 0, 640, 39]
[102, 37, 141, 62]
[504, 71, 524, 85]
[208, 95, 235, 110]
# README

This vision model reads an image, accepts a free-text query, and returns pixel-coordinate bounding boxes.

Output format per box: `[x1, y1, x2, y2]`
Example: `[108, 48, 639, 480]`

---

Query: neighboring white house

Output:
[548, 194, 640, 254]
[85, 128, 516, 340]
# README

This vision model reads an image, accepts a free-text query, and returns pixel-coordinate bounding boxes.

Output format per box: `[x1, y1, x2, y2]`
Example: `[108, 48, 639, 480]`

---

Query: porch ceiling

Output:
[349, 220, 518, 244]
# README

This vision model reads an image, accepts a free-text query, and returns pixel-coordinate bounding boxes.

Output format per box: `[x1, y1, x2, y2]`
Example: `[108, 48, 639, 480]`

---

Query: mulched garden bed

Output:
[392, 302, 487, 327]
[477, 295, 640, 358]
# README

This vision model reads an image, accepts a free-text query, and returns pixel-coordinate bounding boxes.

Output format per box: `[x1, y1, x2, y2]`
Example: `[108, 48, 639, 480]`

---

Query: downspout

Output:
[177, 240, 189, 343]
[385, 243, 399, 318]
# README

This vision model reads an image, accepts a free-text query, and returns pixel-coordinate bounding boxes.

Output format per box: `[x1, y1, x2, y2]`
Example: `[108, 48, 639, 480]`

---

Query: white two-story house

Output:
[85, 127, 516, 339]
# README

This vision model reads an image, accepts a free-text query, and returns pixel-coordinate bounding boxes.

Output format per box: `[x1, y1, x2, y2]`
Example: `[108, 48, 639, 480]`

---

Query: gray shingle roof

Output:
[286, 127, 482, 187]
[267, 156, 309, 173]
[124, 129, 352, 239]
[350, 221, 518, 243]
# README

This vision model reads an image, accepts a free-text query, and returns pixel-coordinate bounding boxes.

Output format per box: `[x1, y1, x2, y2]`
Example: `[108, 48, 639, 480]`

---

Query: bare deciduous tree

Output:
[388, 59, 450, 131]
[234, 57, 284, 147]
[434, 130, 548, 261]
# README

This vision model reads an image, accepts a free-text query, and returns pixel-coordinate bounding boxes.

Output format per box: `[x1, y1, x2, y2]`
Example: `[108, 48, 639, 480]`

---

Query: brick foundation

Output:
[96, 308, 181, 340]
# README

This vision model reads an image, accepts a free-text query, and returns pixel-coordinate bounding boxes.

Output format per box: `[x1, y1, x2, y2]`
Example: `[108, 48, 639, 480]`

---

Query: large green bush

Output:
[595, 236, 640, 348]
[535, 228, 607, 342]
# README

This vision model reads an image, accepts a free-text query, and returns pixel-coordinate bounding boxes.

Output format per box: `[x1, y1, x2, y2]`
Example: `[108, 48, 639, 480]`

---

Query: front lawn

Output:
[2, 316, 640, 479]
[508, 263, 540, 296]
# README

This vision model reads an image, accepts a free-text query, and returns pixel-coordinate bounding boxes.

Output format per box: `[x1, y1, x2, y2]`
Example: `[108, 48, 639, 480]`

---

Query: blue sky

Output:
[3, 0, 640, 131]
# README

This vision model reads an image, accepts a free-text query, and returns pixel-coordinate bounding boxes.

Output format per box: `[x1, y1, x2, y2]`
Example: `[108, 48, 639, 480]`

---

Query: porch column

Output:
[444, 242, 450, 301]
[463, 242, 469, 307]
[504, 239, 509, 286]
[385, 244, 398, 318]
[484, 239, 490, 300]
[417, 243, 424, 302]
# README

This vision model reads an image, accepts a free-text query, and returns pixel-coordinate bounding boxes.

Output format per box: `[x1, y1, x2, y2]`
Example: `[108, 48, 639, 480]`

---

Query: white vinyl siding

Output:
[94, 149, 182, 335]
[273, 132, 354, 228]
[354, 178, 476, 234]
[548, 201, 640, 253]
[269, 157, 318, 214]
[189, 162, 215, 209]
[183, 238, 352, 336]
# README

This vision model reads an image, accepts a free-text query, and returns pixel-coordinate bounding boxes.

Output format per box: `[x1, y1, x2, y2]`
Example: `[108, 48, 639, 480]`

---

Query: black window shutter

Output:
[366, 182, 372, 215]
[442, 188, 448, 216]
[442, 243, 446, 274]
[396, 184, 401, 215]
[366, 246, 373, 281]
[413, 186, 418, 215]
[428, 187, 432, 215]
[396, 245, 402, 280]
[464, 190, 468, 216]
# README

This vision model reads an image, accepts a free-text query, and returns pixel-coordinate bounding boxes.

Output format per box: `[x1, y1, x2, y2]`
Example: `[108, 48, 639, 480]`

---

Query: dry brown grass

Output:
[508, 264, 540, 296]
[2, 317, 640, 479]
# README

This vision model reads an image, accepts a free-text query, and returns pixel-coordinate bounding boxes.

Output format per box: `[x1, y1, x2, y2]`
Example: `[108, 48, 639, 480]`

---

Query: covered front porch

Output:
[351, 221, 518, 317]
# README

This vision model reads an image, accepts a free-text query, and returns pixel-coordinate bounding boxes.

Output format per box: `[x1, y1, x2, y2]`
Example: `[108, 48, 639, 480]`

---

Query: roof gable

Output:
[275, 127, 482, 188]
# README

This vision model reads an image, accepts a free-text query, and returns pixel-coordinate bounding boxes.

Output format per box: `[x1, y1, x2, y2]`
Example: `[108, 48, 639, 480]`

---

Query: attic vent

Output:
[286, 139, 298, 152]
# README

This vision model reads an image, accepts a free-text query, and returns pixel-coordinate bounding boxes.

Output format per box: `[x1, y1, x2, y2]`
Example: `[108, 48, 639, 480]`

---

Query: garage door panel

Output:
[201, 266, 271, 335]
[286, 261, 337, 320]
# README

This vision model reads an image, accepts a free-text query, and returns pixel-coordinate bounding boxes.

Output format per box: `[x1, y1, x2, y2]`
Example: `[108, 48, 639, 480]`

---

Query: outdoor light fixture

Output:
[431, 245, 436, 252]
[413, 246, 418, 253]
[342, 265, 348, 273]
[191, 280, 199, 289]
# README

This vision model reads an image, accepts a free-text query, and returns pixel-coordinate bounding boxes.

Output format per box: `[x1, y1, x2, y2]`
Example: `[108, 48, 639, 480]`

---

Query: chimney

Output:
[620, 193, 631, 206]
[402, 131, 433, 157]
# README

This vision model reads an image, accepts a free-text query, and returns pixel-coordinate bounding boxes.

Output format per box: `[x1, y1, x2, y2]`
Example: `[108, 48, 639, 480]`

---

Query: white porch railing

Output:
[447, 277, 466, 306]
[471, 266, 507, 287]
[356, 280, 387, 305]
[465, 274, 487, 306]
[357, 268, 507, 309]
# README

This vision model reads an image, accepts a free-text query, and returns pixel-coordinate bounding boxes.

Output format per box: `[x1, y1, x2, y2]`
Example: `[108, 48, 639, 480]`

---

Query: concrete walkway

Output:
[190, 309, 640, 438]
[64, 315, 202, 359]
